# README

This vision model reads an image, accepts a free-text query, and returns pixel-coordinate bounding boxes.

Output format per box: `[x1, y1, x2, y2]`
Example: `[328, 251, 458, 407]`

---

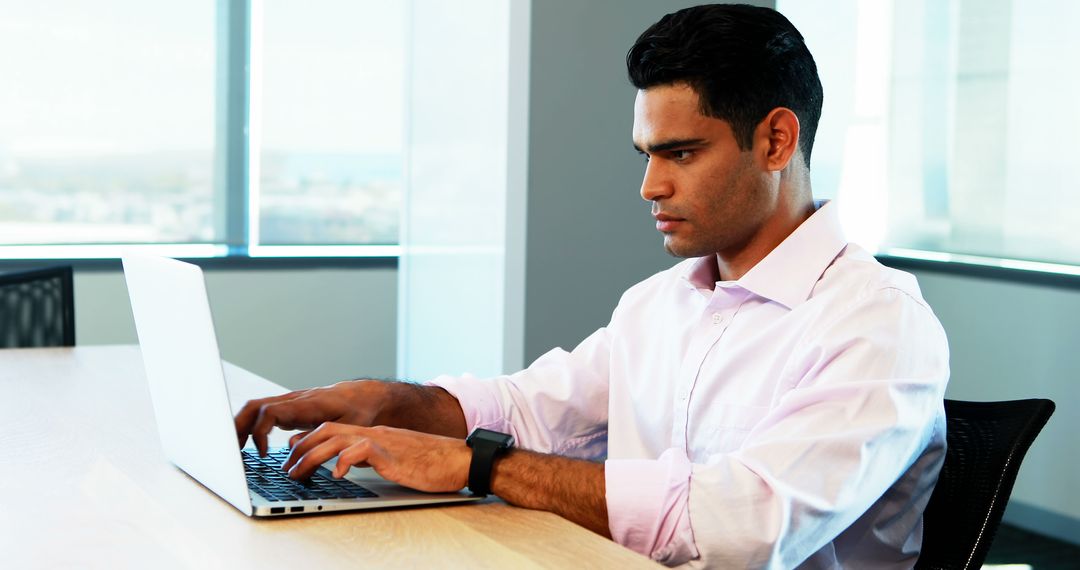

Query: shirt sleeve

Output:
[609, 285, 949, 567]
[606, 448, 699, 565]
[427, 325, 612, 460]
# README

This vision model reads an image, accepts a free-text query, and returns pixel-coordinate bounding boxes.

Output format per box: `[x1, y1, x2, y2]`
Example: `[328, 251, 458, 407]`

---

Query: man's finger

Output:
[283, 422, 345, 471]
[250, 397, 329, 456]
[333, 439, 380, 478]
[234, 393, 297, 447]
[288, 431, 312, 449]
[287, 435, 352, 480]
[250, 403, 290, 456]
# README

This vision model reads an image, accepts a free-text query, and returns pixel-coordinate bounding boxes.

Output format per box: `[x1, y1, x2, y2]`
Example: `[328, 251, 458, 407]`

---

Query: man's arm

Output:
[236, 325, 617, 534]
[375, 382, 468, 437]
[491, 449, 611, 537]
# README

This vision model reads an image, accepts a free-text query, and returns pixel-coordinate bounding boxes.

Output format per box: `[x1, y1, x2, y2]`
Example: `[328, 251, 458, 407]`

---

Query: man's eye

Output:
[672, 150, 693, 161]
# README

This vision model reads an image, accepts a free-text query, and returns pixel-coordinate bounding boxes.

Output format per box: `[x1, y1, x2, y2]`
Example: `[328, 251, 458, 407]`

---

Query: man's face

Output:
[632, 83, 775, 259]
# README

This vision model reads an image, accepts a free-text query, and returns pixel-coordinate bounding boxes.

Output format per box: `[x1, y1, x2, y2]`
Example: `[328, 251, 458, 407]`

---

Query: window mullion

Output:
[214, 0, 252, 255]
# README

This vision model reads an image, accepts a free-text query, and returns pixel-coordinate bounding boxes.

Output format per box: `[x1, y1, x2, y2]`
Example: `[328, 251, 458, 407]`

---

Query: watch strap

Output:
[467, 438, 502, 496]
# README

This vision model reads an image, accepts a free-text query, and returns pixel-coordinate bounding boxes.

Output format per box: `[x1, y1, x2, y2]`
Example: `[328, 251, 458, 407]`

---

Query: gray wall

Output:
[74, 267, 397, 390]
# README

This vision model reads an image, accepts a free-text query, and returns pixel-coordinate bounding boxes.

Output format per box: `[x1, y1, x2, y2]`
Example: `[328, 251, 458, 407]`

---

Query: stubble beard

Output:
[662, 232, 717, 259]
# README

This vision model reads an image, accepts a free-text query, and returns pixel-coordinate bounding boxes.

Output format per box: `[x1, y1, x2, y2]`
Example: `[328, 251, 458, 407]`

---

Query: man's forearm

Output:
[363, 381, 610, 536]
[491, 449, 611, 538]
[371, 382, 468, 438]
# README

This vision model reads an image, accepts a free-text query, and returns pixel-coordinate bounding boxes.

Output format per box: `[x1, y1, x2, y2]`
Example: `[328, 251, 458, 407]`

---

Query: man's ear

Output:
[754, 107, 800, 171]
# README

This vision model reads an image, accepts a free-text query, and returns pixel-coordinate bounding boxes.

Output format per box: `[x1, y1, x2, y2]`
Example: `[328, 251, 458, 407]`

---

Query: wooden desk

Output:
[0, 345, 657, 569]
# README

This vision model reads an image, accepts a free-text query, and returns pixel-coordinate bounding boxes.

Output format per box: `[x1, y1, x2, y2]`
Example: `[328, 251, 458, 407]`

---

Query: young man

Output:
[235, 5, 949, 567]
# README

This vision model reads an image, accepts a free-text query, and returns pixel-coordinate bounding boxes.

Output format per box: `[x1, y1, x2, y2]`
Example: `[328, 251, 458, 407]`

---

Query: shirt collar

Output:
[680, 200, 848, 309]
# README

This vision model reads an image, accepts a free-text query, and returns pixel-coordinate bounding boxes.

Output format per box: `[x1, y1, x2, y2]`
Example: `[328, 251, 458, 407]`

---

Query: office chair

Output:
[915, 398, 1055, 570]
[0, 265, 76, 348]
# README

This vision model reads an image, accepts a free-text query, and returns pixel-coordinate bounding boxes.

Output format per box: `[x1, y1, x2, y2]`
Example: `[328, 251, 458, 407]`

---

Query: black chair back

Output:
[0, 266, 75, 348]
[916, 398, 1055, 570]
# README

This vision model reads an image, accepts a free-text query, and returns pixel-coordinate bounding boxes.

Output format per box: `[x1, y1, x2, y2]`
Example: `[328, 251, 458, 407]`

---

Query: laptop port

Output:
[270, 507, 285, 514]
[290, 506, 303, 513]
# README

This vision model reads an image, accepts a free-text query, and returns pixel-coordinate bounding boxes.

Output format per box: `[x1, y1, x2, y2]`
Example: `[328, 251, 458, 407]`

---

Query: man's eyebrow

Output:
[633, 138, 708, 154]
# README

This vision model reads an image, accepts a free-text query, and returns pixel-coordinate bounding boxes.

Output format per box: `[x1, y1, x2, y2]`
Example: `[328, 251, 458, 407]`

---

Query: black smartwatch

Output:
[465, 428, 514, 497]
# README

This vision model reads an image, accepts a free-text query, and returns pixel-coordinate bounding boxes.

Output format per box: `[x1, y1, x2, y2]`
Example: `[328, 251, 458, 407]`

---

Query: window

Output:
[0, 0, 404, 259]
[0, 1, 216, 249]
[257, 0, 403, 247]
[780, 0, 1080, 273]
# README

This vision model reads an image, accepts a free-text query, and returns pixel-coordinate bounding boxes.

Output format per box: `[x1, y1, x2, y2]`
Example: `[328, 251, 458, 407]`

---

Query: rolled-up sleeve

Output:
[606, 448, 699, 564]
[427, 326, 612, 460]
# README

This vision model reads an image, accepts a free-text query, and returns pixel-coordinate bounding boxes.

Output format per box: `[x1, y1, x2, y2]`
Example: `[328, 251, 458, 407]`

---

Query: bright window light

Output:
[255, 0, 404, 247]
[780, 0, 1080, 273]
[0, 0, 216, 246]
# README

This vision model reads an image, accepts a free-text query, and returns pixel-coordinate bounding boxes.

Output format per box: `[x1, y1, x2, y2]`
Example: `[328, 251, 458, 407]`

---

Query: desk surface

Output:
[0, 345, 656, 569]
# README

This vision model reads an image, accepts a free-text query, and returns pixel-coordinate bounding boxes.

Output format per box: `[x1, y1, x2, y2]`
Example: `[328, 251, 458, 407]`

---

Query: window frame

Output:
[878, 252, 1080, 291]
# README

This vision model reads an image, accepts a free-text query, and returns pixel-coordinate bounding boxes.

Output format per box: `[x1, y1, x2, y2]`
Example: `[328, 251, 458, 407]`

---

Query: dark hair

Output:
[626, 4, 823, 166]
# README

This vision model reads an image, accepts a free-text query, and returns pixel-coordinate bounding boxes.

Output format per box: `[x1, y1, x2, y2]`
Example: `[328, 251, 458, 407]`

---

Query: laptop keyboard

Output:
[242, 448, 378, 502]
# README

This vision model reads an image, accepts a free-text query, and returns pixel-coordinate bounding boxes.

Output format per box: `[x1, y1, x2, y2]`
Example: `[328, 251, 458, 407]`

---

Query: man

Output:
[235, 4, 949, 568]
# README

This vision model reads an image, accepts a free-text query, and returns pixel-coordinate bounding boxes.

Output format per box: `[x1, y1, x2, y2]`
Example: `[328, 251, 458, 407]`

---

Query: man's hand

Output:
[234, 380, 469, 456]
[234, 381, 385, 456]
[282, 423, 471, 492]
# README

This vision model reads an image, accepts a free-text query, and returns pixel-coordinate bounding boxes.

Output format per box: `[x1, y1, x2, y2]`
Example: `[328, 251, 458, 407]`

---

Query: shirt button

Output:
[712, 313, 723, 325]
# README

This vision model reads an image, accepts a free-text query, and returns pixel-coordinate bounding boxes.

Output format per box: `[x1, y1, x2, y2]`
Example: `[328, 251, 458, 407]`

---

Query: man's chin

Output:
[662, 237, 708, 259]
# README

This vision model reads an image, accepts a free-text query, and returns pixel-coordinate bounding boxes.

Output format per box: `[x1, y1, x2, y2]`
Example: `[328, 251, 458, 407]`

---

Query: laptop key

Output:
[243, 448, 378, 502]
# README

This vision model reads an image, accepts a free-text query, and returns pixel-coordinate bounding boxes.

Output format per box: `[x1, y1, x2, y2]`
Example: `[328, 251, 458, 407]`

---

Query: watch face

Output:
[468, 428, 514, 448]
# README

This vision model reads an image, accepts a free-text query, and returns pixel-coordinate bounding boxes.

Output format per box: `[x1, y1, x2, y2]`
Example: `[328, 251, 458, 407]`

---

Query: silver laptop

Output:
[122, 254, 479, 517]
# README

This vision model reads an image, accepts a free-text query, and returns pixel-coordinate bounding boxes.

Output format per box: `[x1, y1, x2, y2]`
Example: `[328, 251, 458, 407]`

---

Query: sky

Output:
[0, 0, 405, 157]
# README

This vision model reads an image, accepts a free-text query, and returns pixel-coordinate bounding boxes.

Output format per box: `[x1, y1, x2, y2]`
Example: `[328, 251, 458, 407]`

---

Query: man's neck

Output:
[715, 188, 816, 282]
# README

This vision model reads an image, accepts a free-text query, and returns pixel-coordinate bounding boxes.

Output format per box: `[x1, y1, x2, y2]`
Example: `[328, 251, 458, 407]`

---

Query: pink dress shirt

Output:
[429, 201, 949, 568]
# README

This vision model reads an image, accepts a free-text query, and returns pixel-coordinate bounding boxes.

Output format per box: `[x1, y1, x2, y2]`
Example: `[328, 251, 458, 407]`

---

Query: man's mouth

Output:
[653, 213, 685, 233]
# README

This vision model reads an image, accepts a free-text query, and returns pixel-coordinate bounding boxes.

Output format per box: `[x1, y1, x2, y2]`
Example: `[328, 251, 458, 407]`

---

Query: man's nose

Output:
[640, 160, 673, 202]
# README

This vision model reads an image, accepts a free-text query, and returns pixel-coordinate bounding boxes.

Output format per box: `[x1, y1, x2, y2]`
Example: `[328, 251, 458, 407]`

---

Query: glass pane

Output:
[0, 1, 217, 245]
[257, 0, 405, 245]
[781, 0, 1080, 267]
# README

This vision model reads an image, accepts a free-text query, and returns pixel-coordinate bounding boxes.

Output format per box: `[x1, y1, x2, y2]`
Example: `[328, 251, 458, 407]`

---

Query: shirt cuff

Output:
[606, 448, 699, 565]
[424, 373, 507, 434]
